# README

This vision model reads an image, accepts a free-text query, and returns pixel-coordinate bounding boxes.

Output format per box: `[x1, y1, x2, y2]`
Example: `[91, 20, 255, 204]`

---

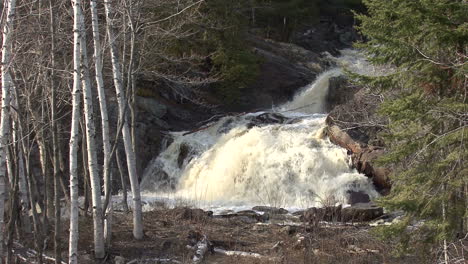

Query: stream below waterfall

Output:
[139, 49, 384, 214]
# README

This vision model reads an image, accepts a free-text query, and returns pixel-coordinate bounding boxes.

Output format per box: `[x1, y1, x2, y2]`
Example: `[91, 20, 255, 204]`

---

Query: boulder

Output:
[341, 203, 383, 222]
[177, 143, 192, 168]
[252, 206, 288, 215]
[213, 210, 268, 223]
[297, 203, 384, 223]
[347, 190, 370, 205]
[247, 113, 289, 128]
[299, 205, 342, 223]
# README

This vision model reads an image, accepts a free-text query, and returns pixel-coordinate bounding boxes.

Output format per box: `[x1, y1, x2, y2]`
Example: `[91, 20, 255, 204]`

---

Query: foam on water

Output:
[140, 50, 382, 211]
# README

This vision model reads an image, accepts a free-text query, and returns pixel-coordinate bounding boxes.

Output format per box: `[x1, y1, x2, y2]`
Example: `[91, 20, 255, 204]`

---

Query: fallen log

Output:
[192, 235, 210, 263]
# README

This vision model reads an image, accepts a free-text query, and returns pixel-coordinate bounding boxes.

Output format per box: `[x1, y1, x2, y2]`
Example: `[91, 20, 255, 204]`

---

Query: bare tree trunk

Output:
[10, 89, 31, 234]
[104, 0, 143, 240]
[0, 0, 17, 263]
[79, 10, 105, 257]
[81, 125, 91, 215]
[48, 0, 61, 262]
[116, 148, 128, 212]
[90, 0, 113, 245]
[6, 148, 19, 264]
[69, 0, 83, 263]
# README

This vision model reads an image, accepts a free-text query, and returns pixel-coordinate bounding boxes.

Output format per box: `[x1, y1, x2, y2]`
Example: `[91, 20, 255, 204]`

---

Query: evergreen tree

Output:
[355, 0, 467, 254]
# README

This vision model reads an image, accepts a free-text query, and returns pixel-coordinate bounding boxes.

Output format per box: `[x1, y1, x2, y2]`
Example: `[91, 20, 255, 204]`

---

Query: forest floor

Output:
[72, 206, 423, 264]
[12, 205, 436, 264]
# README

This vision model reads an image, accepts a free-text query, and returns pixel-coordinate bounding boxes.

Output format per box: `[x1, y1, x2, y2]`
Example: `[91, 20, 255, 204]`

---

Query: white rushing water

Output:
[140, 50, 381, 212]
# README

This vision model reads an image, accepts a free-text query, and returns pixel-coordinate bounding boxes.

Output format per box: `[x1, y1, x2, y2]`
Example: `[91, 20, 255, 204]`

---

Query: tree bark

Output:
[0, 0, 17, 263]
[80, 10, 106, 257]
[90, 0, 113, 245]
[104, 0, 143, 240]
[69, 0, 83, 263]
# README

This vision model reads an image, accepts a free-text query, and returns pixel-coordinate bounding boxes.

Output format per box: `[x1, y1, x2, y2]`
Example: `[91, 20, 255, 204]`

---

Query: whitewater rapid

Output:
[140, 49, 381, 211]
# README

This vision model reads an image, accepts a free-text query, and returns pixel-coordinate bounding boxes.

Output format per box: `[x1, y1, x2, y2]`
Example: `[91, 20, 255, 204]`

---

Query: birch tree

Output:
[80, 8, 105, 257]
[0, 0, 17, 263]
[104, 0, 143, 240]
[90, 0, 113, 244]
[69, 0, 83, 263]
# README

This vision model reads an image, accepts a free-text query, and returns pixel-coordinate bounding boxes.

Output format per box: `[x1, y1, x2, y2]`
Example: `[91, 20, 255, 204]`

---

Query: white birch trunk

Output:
[68, 0, 83, 263]
[104, 0, 143, 240]
[0, 0, 17, 263]
[90, 0, 113, 245]
[80, 12, 105, 258]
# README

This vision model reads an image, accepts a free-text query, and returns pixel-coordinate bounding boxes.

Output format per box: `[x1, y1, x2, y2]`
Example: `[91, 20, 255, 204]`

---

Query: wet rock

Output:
[140, 166, 175, 191]
[326, 76, 355, 112]
[347, 190, 370, 205]
[224, 35, 317, 112]
[268, 214, 301, 224]
[341, 203, 383, 222]
[214, 210, 268, 223]
[252, 206, 288, 215]
[177, 143, 192, 168]
[247, 113, 289, 128]
[297, 203, 383, 223]
[238, 210, 269, 222]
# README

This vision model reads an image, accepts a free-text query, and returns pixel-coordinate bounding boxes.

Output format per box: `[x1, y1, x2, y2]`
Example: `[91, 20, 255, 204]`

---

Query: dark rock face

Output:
[326, 76, 359, 112]
[226, 36, 323, 112]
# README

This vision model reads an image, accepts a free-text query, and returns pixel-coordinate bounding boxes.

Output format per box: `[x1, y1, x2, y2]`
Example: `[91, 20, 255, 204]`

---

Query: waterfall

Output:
[141, 50, 380, 210]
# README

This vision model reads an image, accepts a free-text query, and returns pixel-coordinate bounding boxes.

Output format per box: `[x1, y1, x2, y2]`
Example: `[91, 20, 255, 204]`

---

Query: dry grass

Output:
[31, 206, 431, 264]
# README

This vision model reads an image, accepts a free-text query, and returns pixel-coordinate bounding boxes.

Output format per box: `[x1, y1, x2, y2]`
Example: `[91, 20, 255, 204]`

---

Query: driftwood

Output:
[127, 258, 182, 264]
[213, 248, 278, 261]
[192, 235, 210, 263]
